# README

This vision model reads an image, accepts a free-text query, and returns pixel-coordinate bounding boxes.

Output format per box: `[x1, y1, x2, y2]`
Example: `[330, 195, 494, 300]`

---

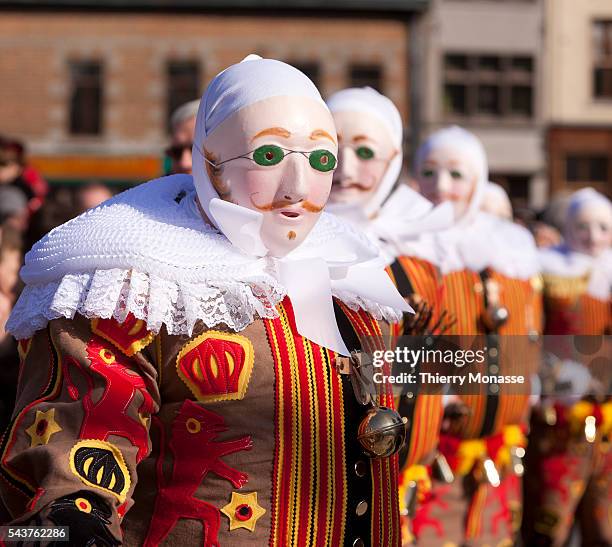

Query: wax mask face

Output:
[329, 110, 397, 208]
[567, 202, 612, 257]
[202, 96, 337, 257]
[417, 144, 478, 219]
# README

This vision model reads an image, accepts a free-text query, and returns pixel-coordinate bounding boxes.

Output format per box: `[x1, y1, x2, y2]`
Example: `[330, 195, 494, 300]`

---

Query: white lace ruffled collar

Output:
[8, 175, 406, 344]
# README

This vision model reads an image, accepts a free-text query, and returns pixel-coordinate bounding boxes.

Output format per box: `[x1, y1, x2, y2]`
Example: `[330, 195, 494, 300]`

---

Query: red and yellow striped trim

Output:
[386, 256, 444, 338]
[442, 270, 484, 335]
[336, 302, 401, 547]
[403, 394, 443, 469]
[580, 294, 611, 335]
[465, 482, 487, 539]
[266, 298, 347, 547]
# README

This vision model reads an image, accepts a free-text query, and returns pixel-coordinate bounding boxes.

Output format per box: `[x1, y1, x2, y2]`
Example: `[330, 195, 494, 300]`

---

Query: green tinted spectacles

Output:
[202, 144, 337, 173]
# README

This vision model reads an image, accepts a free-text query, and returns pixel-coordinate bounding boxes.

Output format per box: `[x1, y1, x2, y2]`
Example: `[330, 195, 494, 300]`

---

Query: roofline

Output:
[0, 0, 428, 13]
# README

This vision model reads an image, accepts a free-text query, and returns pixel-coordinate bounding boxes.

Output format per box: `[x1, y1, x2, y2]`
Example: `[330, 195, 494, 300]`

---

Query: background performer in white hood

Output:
[411, 126, 543, 546]
[326, 86, 454, 545]
[522, 188, 612, 547]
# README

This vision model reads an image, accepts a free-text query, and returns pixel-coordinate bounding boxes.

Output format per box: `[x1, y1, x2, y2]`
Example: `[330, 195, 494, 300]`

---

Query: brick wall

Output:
[0, 11, 409, 181]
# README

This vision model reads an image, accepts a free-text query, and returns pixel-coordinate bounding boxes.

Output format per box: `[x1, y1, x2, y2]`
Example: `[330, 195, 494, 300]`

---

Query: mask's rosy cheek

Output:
[242, 169, 281, 204]
[357, 163, 382, 190]
[307, 173, 334, 205]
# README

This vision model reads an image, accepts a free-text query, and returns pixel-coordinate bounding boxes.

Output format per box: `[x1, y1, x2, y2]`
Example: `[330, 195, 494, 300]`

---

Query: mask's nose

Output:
[434, 169, 453, 197]
[333, 146, 359, 187]
[277, 153, 309, 204]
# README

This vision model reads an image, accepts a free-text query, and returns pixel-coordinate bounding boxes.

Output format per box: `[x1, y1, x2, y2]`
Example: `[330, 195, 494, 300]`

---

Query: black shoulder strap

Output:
[478, 268, 500, 438]
[390, 259, 415, 299]
[332, 299, 362, 352]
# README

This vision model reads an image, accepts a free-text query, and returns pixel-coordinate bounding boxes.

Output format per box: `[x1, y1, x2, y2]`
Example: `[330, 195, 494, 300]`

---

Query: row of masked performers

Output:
[326, 87, 611, 546]
[0, 56, 610, 547]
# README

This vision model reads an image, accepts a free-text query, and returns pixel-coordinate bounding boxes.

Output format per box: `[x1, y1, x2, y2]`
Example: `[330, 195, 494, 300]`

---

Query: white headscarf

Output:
[482, 182, 513, 220]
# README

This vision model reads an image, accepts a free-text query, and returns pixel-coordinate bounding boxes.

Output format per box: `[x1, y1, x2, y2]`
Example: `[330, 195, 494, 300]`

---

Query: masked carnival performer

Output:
[325, 87, 454, 546]
[522, 188, 612, 547]
[481, 182, 513, 221]
[0, 56, 412, 547]
[410, 126, 542, 546]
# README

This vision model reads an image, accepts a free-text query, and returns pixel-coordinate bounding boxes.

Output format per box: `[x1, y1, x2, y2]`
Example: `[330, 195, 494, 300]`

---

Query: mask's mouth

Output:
[281, 210, 300, 218]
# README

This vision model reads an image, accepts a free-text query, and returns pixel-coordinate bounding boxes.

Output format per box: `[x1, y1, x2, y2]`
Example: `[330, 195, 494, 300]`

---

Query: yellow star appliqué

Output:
[221, 491, 266, 532]
[25, 409, 62, 447]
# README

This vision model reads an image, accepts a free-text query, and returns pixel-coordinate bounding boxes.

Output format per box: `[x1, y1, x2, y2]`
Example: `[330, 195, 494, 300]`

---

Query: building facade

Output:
[0, 0, 425, 185]
[544, 0, 612, 199]
[414, 0, 547, 209]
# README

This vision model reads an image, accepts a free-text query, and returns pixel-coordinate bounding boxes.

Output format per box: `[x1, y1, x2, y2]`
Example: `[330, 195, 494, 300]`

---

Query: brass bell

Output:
[357, 405, 407, 458]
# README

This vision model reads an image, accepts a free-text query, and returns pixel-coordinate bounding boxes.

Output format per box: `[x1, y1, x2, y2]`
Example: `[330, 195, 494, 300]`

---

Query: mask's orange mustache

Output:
[250, 197, 324, 213]
[334, 181, 371, 191]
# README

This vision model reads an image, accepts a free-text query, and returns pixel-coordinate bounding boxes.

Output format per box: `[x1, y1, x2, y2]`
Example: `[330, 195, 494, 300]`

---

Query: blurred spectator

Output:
[543, 190, 572, 233]
[0, 186, 29, 233]
[0, 224, 23, 304]
[531, 220, 562, 248]
[0, 223, 22, 429]
[165, 99, 199, 174]
[0, 136, 48, 214]
[24, 186, 80, 252]
[527, 191, 571, 248]
[75, 181, 113, 213]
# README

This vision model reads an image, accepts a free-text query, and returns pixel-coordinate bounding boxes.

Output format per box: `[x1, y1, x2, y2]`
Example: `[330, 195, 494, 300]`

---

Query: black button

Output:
[354, 460, 368, 477]
[356, 500, 368, 516]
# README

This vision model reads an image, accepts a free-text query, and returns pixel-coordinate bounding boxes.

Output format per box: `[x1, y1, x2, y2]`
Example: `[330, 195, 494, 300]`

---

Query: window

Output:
[290, 62, 321, 89]
[565, 155, 609, 183]
[167, 60, 200, 133]
[349, 64, 383, 92]
[593, 20, 612, 98]
[490, 174, 530, 201]
[443, 53, 535, 119]
[69, 60, 103, 135]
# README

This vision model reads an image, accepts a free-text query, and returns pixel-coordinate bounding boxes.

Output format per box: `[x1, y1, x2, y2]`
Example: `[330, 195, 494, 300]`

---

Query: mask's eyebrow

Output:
[250, 127, 291, 142]
[352, 135, 371, 143]
[310, 129, 337, 144]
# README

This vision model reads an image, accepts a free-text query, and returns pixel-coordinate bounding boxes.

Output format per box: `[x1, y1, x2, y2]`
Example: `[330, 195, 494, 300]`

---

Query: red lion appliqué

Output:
[144, 400, 253, 547]
[61, 339, 155, 463]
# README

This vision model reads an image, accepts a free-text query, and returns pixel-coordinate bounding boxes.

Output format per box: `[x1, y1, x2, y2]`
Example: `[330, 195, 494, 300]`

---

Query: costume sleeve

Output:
[0, 313, 160, 545]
